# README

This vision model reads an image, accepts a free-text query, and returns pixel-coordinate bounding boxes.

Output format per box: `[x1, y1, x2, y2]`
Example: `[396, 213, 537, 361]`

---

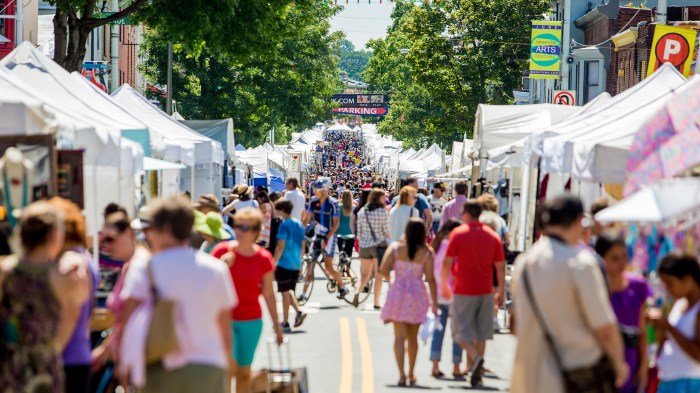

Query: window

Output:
[584, 60, 600, 104]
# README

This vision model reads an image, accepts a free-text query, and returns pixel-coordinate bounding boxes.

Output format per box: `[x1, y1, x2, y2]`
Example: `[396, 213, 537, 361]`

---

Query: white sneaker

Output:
[493, 316, 501, 332]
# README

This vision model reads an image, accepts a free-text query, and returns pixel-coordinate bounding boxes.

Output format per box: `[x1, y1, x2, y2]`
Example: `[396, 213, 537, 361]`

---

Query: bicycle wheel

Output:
[298, 258, 314, 306]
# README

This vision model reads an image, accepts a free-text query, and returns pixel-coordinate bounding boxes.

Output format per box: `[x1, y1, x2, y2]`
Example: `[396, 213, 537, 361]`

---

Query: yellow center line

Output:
[356, 317, 375, 393]
[339, 317, 353, 393]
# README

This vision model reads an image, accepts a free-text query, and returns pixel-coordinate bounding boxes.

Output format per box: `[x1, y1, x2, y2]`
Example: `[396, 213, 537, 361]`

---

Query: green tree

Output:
[338, 39, 372, 81]
[141, 2, 343, 147]
[47, 0, 315, 72]
[363, 0, 548, 149]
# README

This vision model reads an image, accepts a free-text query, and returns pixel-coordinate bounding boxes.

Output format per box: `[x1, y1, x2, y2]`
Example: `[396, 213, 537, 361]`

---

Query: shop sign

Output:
[647, 24, 697, 77]
[529, 21, 563, 80]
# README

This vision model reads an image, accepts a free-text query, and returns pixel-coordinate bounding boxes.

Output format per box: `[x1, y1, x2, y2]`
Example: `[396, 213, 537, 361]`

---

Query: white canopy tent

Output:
[327, 122, 353, 131]
[595, 178, 700, 224]
[539, 63, 686, 182]
[112, 84, 225, 199]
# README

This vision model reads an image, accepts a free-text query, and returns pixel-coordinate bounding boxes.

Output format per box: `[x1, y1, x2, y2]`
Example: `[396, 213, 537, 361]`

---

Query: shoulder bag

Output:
[145, 260, 180, 364]
[521, 266, 618, 393]
[364, 209, 388, 261]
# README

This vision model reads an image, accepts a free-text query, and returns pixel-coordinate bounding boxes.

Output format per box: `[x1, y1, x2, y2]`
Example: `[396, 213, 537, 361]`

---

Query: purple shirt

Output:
[62, 248, 100, 365]
[610, 273, 652, 393]
[440, 195, 468, 227]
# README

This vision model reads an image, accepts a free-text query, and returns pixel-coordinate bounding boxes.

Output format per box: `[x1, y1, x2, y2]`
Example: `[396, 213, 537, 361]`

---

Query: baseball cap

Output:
[313, 177, 332, 190]
[433, 182, 446, 191]
[130, 206, 153, 230]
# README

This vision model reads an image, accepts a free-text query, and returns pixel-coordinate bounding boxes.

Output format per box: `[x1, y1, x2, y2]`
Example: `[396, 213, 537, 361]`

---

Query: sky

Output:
[330, 2, 394, 50]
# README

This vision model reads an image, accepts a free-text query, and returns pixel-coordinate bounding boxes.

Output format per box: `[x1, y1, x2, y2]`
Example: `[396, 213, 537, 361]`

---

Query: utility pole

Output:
[560, 0, 571, 90]
[657, 0, 668, 24]
[14, 0, 23, 46]
[166, 43, 173, 115]
[110, 0, 119, 92]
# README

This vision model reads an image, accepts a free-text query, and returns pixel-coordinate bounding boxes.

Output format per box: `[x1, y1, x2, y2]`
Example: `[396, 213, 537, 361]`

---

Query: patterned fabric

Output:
[0, 261, 64, 392]
[657, 378, 700, 393]
[307, 196, 339, 237]
[381, 250, 430, 325]
[357, 206, 389, 248]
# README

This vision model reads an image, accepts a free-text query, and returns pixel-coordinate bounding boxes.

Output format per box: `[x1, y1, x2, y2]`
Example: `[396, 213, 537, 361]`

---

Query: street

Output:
[251, 259, 516, 393]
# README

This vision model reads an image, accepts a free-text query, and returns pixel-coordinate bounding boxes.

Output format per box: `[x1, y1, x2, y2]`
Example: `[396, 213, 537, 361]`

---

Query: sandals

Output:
[398, 377, 407, 387]
[409, 377, 417, 386]
[431, 369, 445, 378]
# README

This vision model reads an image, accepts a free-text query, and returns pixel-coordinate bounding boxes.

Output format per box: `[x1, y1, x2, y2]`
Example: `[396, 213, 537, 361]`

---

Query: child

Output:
[273, 199, 307, 332]
[649, 254, 700, 393]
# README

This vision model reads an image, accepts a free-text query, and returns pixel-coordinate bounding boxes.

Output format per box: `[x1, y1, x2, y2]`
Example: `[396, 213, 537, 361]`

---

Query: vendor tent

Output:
[181, 118, 235, 160]
[539, 63, 686, 183]
[595, 178, 700, 224]
[327, 123, 353, 131]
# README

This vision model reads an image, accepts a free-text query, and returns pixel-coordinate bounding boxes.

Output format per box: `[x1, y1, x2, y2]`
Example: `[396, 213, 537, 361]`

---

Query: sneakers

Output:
[338, 286, 349, 299]
[493, 316, 501, 332]
[297, 294, 307, 303]
[469, 356, 484, 387]
[294, 312, 307, 328]
[281, 322, 292, 334]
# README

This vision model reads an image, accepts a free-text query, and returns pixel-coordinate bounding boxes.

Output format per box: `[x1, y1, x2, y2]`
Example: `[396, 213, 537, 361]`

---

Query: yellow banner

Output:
[529, 21, 563, 80]
[647, 24, 698, 77]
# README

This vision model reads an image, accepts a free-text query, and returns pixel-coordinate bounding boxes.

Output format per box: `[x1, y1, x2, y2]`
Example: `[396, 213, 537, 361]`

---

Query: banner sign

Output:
[332, 94, 388, 117]
[529, 21, 563, 80]
[647, 24, 697, 77]
[289, 151, 301, 177]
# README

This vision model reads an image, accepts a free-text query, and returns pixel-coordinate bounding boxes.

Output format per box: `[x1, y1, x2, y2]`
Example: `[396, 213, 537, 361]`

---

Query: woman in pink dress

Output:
[381, 218, 438, 387]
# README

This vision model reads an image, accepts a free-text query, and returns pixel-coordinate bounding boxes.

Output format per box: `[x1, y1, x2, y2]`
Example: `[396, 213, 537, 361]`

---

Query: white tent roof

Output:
[112, 84, 224, 166]
[0, 78, 56, 135]
[595, 178, 700, 223]
[144, 156, 187, 171]
[473, 103, 581, 155]
[327, 123, 353, 131]
[540, 63, 686, 183]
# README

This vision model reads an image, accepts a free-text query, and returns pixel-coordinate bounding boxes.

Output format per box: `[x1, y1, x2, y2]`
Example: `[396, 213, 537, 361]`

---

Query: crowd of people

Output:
[2, 125, 700, 393]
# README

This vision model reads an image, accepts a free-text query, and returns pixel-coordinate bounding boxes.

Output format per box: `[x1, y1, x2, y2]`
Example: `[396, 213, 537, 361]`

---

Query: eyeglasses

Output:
[233, 224, 258, 232]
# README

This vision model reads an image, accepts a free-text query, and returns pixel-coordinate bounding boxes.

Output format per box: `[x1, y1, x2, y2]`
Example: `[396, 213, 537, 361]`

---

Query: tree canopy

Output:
[141, 2, 343, 147]
[338, 39, 372, 81]
[47, 0, 315, 72]
[363, 0, 549, 149]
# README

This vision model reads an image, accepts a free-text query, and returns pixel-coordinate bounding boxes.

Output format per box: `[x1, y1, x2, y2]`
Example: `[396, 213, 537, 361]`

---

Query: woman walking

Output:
[430, 219, 464, 378]
[337, 190, 355, 258]
[355, 189, 391, 309]
[381, 218, 438, 386]
[595, 234, 652, 393]
[649, 254, 700, 393]
[211, 207, 284, 393]
[48, 197, 100, 393]
[389, 186, 419, 242]
[0, 201, 89, 392]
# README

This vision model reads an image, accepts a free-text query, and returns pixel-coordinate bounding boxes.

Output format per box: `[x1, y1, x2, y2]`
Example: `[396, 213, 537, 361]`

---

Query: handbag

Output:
[364, 208, 388, 254]
[522, 267, 618, 393]
[145, 260, 180, 364]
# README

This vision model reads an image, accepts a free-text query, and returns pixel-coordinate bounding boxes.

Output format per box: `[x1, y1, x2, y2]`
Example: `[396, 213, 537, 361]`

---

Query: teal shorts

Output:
[231, 319, 263, 367]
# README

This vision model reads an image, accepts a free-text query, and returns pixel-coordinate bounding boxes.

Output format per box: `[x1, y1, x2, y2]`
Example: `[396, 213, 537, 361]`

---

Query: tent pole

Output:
[531, 158, 542, 247]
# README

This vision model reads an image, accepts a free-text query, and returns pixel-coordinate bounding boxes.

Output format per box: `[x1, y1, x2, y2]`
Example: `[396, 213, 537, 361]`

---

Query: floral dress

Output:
[381, 248, 430, 325]
[0, 261, 63, 392]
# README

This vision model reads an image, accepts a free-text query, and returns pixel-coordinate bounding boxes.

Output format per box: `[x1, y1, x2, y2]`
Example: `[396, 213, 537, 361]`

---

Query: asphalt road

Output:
[249, 259, 516, 393]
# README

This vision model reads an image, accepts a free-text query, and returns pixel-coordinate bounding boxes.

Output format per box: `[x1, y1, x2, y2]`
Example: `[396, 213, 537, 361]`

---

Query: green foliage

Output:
[141, 2, 343, 147]
[338, 39, 372, 81]
[363, 0, 549, 149]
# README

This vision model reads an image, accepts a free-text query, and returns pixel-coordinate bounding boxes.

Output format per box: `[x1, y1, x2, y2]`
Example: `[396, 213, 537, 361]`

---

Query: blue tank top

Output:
[338, 203, 353, 236]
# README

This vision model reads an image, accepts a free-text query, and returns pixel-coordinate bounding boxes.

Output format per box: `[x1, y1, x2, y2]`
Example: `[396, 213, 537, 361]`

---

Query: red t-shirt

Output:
[445, 222, 504, 296]
[211, 242, 275, 321]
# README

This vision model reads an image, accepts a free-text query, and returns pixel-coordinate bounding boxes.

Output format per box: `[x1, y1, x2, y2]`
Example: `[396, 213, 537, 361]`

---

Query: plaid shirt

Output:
[357, 206, 390, 248]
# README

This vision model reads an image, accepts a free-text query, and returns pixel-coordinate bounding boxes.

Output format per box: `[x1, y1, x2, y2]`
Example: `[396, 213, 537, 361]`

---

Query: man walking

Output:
[427, 182, 447, 233]
[510, 195, 627, 393]
[441, 200, 505, 387]
[120, 196, 236, 392]
[283, 177, 306, 222]
[440, 181, 468, 227]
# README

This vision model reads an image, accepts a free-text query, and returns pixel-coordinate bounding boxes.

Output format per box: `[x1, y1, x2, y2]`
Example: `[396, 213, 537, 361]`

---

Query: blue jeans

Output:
[430, 304, 463, 364]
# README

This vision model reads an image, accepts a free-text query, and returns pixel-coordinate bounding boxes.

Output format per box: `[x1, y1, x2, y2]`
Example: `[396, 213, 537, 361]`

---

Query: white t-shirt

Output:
[121, 247, 237, 369]
[389, 205, 420, 242]
[232, 199, 259, 212]
[284, 189, 306, 222]
[427, 195, 446, 223]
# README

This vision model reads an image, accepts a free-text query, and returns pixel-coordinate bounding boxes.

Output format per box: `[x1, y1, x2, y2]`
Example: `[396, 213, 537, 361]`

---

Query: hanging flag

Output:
[646, 24, 697, 78]
[528, 20, 563, 80]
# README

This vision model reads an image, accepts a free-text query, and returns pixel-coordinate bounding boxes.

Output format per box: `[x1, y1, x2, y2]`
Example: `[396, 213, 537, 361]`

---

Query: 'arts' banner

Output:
[529, 21, 563, 80]
[647, 24, 698, 78]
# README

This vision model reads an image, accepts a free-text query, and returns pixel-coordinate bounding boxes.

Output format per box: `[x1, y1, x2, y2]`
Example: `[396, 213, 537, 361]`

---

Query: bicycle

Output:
[297, 236, 372, 306]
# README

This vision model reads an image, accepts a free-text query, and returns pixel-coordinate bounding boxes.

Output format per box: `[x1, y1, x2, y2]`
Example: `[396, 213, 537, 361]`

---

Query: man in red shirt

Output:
[441, 200, 505, 387]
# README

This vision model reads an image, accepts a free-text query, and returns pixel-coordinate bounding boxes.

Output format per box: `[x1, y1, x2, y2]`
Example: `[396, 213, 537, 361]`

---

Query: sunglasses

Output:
[233, 224, 258, 232]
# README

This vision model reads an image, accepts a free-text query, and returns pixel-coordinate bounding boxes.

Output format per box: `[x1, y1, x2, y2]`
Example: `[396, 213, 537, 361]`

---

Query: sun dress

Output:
[381, 247, 430, 325]
[0, 260, 63, 392]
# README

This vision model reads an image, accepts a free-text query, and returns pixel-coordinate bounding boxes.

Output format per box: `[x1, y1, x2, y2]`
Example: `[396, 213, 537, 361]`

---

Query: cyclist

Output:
[303, 176, 349, 299]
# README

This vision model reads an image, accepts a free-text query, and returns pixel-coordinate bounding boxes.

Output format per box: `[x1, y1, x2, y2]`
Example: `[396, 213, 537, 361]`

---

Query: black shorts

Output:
[275, 267, 300, 292]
